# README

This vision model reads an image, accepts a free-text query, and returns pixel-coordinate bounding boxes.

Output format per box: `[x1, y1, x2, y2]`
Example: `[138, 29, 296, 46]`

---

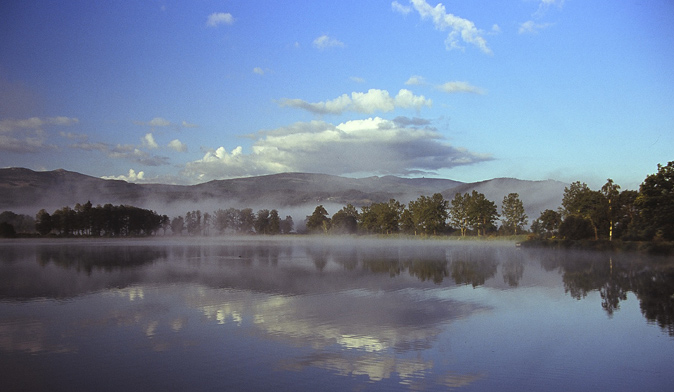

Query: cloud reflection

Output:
[195, 287, 485, 354]
[279, 351, 431, 382]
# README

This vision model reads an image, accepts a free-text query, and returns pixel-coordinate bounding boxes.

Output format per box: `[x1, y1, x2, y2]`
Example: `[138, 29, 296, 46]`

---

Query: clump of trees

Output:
[530, 161, 674, 242]
[303, 190, 515, 237]
[169, 208, 294, 236]
[0, 211, 35, 237]
[32, 202, 168, 237]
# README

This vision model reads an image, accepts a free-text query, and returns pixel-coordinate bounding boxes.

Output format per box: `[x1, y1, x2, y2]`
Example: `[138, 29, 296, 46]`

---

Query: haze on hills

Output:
[0, 167, 566, 224]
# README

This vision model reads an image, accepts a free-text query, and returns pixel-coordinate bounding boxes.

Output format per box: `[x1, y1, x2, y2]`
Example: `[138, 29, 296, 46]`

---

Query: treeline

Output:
[306, 161, 674, 242]
[303, 190, 525, 237]
[0, 204, 296, 238]
[1, 161, 672, 241]
[168, 208, 294, 236]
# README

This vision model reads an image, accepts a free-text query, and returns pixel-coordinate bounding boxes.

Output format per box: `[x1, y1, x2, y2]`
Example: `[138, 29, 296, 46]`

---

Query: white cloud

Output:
[437, 81, 485, 94]
[404, 75, 486, 94]
[392, 1, 412, 15]
[183, 117, 491, 181]
[107, 145, 169, 166]
[278, 89, 431, 115]
[102, 169, 145, 183]
[312, 35, 345, 50]
[350, 76, 366, 83]
[134, 117, 197, 129]
[0, 116, 79, 132]
[59, 131, 88, 141]
[0, 116, 78, 153]
[399, 0, 492, 54]
[253, 67, 265, 75]
[518, 20, 553, 34]
[405, 75, 426, 85]
[69, 140, 170, 166]
[206, 12, 234, 27]
[134, 117, 171, 127]
[534, 0, 564, 18]
[168, 139, 187, 152]
[149, 117, 170, 127]
[143, 133, 158, 149]
[394, 89, 433, 108]
[48, 116, 79, 126]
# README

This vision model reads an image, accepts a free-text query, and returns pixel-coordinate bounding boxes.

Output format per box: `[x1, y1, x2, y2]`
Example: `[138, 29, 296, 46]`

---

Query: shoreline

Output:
[520, 238, 674, 256]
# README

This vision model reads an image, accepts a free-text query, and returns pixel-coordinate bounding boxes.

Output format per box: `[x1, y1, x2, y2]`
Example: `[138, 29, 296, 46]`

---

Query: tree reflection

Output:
[633, 267, 674, 336]
[314, 244, 511, 286]
[406, 259, 449, 284]
[539, 249, 674, 335]
[600, 258, 628, 317]
[36, 245, 167, 274]
[306, 246, 329, 271]
[449, 259, 498, 287]
[502, 259, 524, 287]
[361, 257, 402, 277]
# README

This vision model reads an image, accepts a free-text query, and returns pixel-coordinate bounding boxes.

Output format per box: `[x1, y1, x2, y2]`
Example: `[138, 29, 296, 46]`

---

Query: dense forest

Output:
[1, 161, 673, 243]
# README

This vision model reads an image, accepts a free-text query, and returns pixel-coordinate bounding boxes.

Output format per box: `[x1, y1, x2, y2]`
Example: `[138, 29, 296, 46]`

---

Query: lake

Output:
[1, 237, 673, 391]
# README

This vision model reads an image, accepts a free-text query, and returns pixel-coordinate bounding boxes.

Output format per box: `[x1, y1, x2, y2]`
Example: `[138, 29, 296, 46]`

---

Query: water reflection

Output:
[1, 239, 673, 391]
[537, 249, 674, 335]
[1, 240, 673, 337]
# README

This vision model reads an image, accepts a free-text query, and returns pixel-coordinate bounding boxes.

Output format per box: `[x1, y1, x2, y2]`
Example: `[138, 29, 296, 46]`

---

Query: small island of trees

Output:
[1, 161, 673, 251]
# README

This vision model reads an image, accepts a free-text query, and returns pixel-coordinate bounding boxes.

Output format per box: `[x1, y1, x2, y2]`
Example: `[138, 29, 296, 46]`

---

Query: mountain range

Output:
[0, 167, 567, 221]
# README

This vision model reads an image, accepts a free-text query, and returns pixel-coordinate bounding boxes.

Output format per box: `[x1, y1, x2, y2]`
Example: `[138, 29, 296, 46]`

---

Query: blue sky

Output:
[1, 0, 672, 190]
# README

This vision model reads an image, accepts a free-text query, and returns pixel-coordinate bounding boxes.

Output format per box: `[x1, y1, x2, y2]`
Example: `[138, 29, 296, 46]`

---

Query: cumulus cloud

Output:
[206, 12, 234, 27]
[183, 117, 491, 182]
[278, 89, 431, 115]
[437, 81, 485, 94]
[0, 116, 78, 153]
[313, 35, 345, 50]
[350, 76, 366, 83]
[102, 169, 145, 183]
[181, 121, 198, 128]
[143, 133, 158, 149]
[168, 139, 187, 152]
[405, 75, 426, 86]
[395, 0, 492, 54]
[253, 67, 265, 75]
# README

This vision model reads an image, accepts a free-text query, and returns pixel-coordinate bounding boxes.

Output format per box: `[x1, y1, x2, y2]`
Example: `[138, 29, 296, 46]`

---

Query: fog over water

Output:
[1, 237, 673, 391]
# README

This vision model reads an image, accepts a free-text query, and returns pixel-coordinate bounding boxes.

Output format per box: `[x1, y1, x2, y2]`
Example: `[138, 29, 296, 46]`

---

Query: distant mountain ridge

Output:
[0, 168, 567, 221]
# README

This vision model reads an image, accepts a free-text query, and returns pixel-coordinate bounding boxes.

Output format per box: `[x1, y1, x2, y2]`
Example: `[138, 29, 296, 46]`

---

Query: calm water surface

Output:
[1, 238, 673, 391]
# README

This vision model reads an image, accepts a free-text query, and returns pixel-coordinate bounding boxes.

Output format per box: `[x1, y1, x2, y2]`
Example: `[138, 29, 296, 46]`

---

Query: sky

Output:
[1, 0, 672, 190]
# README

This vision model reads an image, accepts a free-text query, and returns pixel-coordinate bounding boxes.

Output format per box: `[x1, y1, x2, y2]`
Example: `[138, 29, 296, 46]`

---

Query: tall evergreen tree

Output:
[306, 205, 330, 233]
